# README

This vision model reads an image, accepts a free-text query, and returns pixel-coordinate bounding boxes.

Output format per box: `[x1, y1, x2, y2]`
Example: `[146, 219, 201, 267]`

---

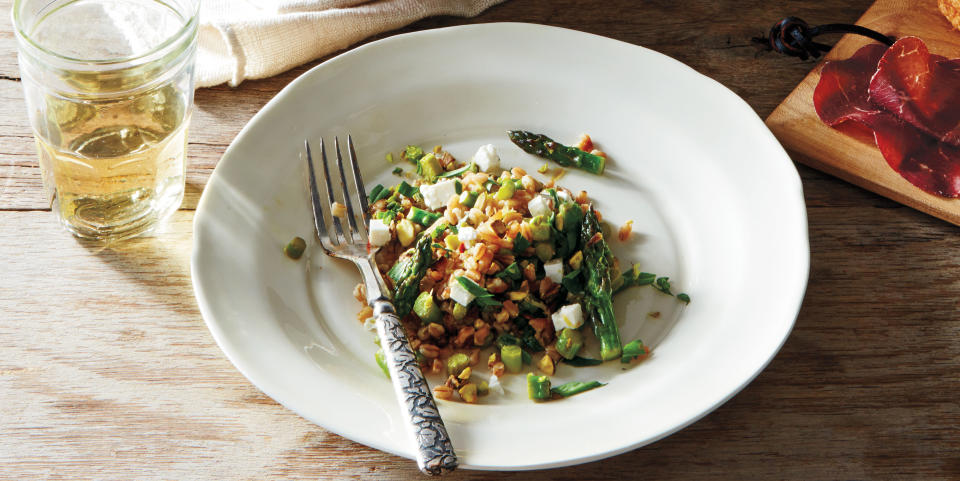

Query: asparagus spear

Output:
[388, 234, 434, 317]
[507, 130, 605, 175]
[580, 206, 622, 360]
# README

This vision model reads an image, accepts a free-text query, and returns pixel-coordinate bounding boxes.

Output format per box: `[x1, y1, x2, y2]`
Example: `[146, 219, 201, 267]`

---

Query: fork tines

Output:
[305, 136, 370, 250]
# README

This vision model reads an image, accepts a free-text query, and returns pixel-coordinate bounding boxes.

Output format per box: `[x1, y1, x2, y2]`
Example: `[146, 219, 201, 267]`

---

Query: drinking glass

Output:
[14, 0, 199, 240]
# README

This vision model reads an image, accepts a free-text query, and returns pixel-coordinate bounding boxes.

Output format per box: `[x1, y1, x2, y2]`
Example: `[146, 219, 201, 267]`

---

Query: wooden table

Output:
[2, 1, 958, 479]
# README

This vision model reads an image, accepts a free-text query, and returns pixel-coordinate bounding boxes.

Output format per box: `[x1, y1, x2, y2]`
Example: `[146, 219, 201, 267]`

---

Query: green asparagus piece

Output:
[283, 236, 306, 260]
[501, 345, 523, 373]
[555, 328, 584, 360]
[412, 291, 441, 324]
[580, 206, 622, 361]
[507, 130, 605, 175]
[389, 235, 434, 317]
[527, 373, 552, 401]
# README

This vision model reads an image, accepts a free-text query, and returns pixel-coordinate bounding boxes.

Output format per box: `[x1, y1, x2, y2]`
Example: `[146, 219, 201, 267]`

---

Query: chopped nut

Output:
[488, 352, 499, 368]
[454, 326, 475, 347]
[537, 354, 555, 375]
[473, 325, 491, 346]
[431, 358, 445, 375]
[502, 300, 519, 318]
[458, 383, 478, 403]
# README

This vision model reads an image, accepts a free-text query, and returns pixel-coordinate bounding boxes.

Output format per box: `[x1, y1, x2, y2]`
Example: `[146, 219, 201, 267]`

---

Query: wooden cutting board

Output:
[765, 0, 960, 226]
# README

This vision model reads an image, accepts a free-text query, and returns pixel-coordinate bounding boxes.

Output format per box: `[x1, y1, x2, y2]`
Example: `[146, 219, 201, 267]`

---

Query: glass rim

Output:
[12, 0, 200, 66]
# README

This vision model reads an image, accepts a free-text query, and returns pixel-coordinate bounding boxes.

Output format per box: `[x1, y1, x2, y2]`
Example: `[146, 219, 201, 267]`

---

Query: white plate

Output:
[191, 23, 809, 470]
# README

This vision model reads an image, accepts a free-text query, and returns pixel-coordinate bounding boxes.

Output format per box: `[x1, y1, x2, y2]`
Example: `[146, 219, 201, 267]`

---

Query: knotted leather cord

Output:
[754, 16, 895, 60]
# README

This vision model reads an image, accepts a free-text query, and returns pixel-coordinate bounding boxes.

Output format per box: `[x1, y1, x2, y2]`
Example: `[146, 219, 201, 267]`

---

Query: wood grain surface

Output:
[766, 0, 960, 226]
[2, 1, 959, 479]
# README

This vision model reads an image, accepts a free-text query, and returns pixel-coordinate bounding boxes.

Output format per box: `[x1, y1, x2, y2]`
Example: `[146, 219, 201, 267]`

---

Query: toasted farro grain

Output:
[419, 344, 440, 358]
[427, 322, 445, 338]
[469, 349, 481, 365]
[511, 166, 527, 177]
[431, 358, 444, 375]
[433, 385, 454, 400]
[417, 326, 431, 341]
[488, 352, 499, 368]
[523, 262, 537, 282]
[520, 175, 539, 192]
[332, 202, 348, 219]
[491, 361, 506, 377]
[576, 190, 589, 204]
[486, 277, 509, 294]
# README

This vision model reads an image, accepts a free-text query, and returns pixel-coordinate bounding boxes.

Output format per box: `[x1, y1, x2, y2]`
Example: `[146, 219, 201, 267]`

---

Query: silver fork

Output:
[304, 137, 458, 475]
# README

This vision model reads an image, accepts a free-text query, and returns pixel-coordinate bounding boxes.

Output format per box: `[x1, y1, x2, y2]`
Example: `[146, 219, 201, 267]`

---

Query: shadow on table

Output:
[75, 213, 200, 321]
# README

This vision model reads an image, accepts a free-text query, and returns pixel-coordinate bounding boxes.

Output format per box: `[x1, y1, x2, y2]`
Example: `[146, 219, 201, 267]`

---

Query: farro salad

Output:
[355, 131, 689, 403]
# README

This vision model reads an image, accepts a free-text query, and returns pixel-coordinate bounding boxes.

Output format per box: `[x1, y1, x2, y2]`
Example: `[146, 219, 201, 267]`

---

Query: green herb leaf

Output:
[513, 232, 530, 253]
[621, 339, 650, 363]
[550, 380, 605, 397]
[677, 293, 691, 303]
[495, 262, 522, 281]
[455, 276, 502, 308]
[653, 277, 673, 295]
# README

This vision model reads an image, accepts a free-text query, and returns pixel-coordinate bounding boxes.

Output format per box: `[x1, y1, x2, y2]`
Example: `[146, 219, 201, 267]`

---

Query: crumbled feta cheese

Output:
[457, 225, 477, 247]
[551, 303, 584, 331]
[472, 144, 500, 173]
[557, 189, 571, 202]
[488, 373, 505, 395]
[420, 179, 458, 210]
[368, 218, 391, 246]
[543, 258, 564, 284]
[527, 194, 553, 218]
[449, 278, 476, 307]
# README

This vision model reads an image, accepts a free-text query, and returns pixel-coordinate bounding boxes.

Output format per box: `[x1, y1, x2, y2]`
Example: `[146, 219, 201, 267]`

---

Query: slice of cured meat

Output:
[870, 114, 960, 197]
[813, 39, 960, 198]
[868, 36, 960, 148]
[813, 43, 888, 126]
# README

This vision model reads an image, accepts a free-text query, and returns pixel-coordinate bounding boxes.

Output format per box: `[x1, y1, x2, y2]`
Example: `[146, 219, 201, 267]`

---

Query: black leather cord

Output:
[753, 16, 895, 60]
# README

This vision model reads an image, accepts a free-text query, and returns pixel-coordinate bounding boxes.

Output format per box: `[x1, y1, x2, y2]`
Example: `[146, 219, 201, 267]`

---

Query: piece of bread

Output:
[941, 0, 960, 31]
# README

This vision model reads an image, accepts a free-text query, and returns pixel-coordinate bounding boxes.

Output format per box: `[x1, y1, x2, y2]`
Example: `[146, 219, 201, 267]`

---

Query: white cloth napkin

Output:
[197, 0, 506, 88]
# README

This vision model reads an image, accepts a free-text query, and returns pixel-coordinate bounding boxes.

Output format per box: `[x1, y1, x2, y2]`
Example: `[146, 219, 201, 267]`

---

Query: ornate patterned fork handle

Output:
[373, 299, 458, 475]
